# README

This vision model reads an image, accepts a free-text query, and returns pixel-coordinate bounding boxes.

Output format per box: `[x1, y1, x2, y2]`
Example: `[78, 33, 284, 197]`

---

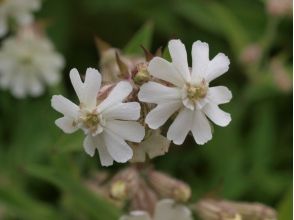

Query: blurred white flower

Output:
[51, 68, 145, 166]
[0, 0, 41, 37]
[0, 27, 64, 98]
[120, 199, 193, 220]
[131, 130, 170, 162]
[138, 39, 232, 145]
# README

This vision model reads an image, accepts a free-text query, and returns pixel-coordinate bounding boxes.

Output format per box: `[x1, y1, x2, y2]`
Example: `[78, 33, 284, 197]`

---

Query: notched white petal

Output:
[106, 120, 145, 143]
[145, 101, 182, 129]
[83, 68, 102, 108]
[55, 117, 78, 134]
[207, 86, 232, 105]
[148, 57, 185, 87]
[138, 82, 182, 104]
[205, 53, 230, 82]
[51, 95, 79, 118]
[191, 110, 212, 145]
[83, 135, 96, 157]
[103, 102, 141, 120]
[167, 108, 193, 145]
[103, 130, 133, 163]
[168, 39, 191, 82]
[203, 104, 231, 127]
[69, 68, 84, 102]
[94, 135, 114, 167]
[191, 40, 209, 83]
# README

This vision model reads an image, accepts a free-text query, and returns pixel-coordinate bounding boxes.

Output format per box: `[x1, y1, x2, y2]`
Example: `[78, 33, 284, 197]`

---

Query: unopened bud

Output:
[240, 44, 262, 65]
[110, 180, 128, 200]
[132, 62, 150, 85]
[270, 58, 292, 92]
[194, 199, 277, 220]
[99, 48, 121, 84]
[195, 199, 240, 220]
[109, 167, 139, 201]
[266, 0, 292, 17]
[131, 179, 158, 215]
[147, 170, 191, 202]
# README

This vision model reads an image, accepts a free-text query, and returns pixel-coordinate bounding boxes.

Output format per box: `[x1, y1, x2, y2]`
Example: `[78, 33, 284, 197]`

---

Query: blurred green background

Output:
[0, 0, 292, 219]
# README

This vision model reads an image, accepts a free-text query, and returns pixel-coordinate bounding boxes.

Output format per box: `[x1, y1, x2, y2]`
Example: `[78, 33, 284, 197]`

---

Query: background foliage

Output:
[0, 0, 292, 219]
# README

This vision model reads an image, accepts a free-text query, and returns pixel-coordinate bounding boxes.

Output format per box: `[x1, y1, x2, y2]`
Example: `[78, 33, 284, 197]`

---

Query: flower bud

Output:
[130, 179, 158, 215]
[147, 170, 191, 202]
[109, 167, 139, 201]
[270, 58, 292, 92]
[110, 180, 128, 200]
[266, 0, 292, 17]
[194, 199, 240, 220]
[194, 199, 277, 220]
[240, 44, 262, 65]
[132, 62, 151, 85]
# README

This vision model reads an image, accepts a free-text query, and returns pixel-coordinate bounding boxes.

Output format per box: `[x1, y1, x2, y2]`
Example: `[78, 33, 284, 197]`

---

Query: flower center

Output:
[78, 109, 103, 135]
[186, 81, 208, 102]
[84, 112, 99, 130]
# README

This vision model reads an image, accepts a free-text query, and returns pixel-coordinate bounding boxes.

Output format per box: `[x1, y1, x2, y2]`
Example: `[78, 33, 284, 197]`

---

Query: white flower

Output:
[138, 39, 232, 145]
[51, 68, 145, 166]
[120, 199, 193, 220]
[131, 130, 170, 162]
[0, 27, 64, 98]
[0, 0, 41, 37]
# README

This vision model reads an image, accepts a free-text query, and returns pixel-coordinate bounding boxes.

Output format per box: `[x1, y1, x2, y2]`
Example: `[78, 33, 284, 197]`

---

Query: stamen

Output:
[186, 80, 208, 102]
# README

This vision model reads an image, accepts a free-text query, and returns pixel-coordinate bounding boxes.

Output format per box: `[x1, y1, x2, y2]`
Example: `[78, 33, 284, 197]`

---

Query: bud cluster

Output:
[108, 166, 192, 214]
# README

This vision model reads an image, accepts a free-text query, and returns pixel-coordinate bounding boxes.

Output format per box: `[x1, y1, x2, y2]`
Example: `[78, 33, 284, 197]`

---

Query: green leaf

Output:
[124, 22, 154, 55]
[26, 164, 120, 220]
[176, 1, 249, 55]
[0, 186, 60, 220]
[278, 188, 293, 220]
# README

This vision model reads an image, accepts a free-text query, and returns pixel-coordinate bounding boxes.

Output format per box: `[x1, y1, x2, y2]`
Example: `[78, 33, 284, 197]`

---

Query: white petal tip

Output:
[69, 68, 79, 76]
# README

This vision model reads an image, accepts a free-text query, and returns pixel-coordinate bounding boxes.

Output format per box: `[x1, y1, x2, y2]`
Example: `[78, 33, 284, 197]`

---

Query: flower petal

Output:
[120, 211, 151, 220]
[202, 104, 231, 127]
[191, 40, 209, 83]
[138, 82, 182, 104]
[83, 135, 96, 157]
[207, 86, 232, 105]
[106, 120, 145, 143]
[103, 130, 133, 163]
[145, 101, 182, 129]
[70, 68, 101, 108]
[83, 68, 102, 108]
[167, 108, 193, 145]
[103, 102, 141, 120]
[148, 57, 185, 87]
[154, 199, 193, 220]
[55, 116, 78, 134]
[205, 53, 230, 82]
[51, 95, 79, 118]
[98, 81, 133, 112]
[69, 68, 84, 102]
[191, 110, 212, 145]
[168, 39, 191, 82]
[94, 135, 114, 166]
